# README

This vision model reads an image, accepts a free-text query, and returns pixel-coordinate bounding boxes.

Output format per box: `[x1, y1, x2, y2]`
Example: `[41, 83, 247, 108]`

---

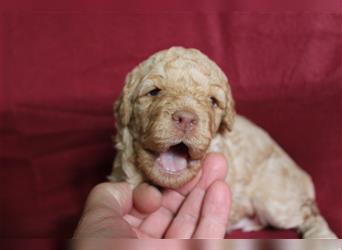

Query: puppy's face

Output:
[116, 48, 234, 188]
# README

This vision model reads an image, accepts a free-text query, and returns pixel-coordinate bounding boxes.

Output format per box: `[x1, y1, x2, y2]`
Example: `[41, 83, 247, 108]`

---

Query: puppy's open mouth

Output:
[141, 141, 205, 188]
[155, 143, 191, 174]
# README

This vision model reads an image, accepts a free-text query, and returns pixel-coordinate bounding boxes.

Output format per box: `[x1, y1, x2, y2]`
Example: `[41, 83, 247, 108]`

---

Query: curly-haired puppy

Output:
[109, 47, 336, 238]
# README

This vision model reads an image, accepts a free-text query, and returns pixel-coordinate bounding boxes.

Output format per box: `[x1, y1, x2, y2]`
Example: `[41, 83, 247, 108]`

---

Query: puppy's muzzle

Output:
[172, 110, 199, 133]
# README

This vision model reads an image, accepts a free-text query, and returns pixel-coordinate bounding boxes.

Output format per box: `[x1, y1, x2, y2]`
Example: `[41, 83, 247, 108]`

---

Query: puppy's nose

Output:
[172, 110, 198, 131]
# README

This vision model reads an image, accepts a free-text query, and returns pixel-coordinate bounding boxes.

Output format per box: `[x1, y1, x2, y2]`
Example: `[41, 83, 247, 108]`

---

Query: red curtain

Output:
[0, 2, 341, 242]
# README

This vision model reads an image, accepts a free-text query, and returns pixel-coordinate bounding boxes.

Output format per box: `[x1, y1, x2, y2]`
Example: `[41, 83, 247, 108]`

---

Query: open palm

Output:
[74, 153, 230, 239]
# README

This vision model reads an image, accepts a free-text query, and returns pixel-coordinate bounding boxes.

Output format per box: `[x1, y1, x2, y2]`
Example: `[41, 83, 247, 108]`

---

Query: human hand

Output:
[73, 153, 230, 239]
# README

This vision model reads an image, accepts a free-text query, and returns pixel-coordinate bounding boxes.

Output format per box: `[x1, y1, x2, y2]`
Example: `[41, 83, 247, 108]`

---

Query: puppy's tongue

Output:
[157, 144, 188, 172]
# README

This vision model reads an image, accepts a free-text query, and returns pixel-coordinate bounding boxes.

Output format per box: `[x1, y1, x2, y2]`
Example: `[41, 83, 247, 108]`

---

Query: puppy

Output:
[109, 47, 337, 238]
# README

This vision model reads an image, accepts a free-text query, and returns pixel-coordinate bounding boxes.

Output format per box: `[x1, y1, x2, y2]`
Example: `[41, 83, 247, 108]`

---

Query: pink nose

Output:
[172, 110, 198, 131]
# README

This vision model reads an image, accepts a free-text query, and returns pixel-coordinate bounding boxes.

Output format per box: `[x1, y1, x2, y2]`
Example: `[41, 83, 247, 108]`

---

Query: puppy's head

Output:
[115, 47, 235, 188]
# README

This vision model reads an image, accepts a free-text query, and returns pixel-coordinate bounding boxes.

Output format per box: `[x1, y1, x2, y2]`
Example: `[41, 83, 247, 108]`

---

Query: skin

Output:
[73, 153, 230, 241]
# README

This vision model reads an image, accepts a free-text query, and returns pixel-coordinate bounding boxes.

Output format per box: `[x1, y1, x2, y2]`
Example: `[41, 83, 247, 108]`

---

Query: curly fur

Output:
[109, 47, 336, 238]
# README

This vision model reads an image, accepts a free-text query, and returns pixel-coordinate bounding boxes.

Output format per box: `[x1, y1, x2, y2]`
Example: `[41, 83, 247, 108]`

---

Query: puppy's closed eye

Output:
[209, 87, 226, 110]
[210, 96, 219, 108]
[138, 84, 161, 97]
[148, 88, 161, 97]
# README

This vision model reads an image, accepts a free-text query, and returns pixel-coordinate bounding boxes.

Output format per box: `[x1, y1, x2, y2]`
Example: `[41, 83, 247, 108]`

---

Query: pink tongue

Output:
[158, 150, 187, 172]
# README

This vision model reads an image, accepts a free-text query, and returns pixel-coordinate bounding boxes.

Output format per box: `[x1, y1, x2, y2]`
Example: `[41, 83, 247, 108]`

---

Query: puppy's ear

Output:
[219, 83, 235, 133]
[114, 69, 140, 127]
[111, 68, 144, 186]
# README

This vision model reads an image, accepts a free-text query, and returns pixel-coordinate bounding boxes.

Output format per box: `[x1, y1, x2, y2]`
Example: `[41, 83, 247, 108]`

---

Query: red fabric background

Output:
[0, 6, 341, 243]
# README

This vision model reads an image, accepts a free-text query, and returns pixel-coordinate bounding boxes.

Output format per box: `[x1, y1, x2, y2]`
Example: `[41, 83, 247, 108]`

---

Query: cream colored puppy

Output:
[109, 47, 336, 238]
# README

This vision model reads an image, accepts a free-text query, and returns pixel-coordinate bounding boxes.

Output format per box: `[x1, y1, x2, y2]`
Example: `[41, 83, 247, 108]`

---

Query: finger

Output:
[176, 153, 228, 196]
[164, 187, 205, 238]
[127, 183, 163, 221]
[123, 214, 143, 228]
[163, 153, 227, 238]
[137, 153, 228, 237]
[171, 169, 202, 196]
[193, 181, 231, 239]
[137, 190, 184, 237]
[133, 183, 162, 214]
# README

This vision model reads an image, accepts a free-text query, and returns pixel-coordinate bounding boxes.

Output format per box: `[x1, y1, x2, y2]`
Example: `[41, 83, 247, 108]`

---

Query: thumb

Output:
[73, 182, 136, 238]
[84, 182, 133, 215]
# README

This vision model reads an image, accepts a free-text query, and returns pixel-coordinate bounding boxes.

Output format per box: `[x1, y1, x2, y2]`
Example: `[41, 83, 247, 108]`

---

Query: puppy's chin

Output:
[136, 143, 203, 189]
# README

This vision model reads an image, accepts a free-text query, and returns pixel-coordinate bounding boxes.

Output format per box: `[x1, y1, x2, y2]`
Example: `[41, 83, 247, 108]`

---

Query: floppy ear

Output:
[114, 68, 140, 127]
[110, 67, 144, 186]
[219, 82, 236, 133]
